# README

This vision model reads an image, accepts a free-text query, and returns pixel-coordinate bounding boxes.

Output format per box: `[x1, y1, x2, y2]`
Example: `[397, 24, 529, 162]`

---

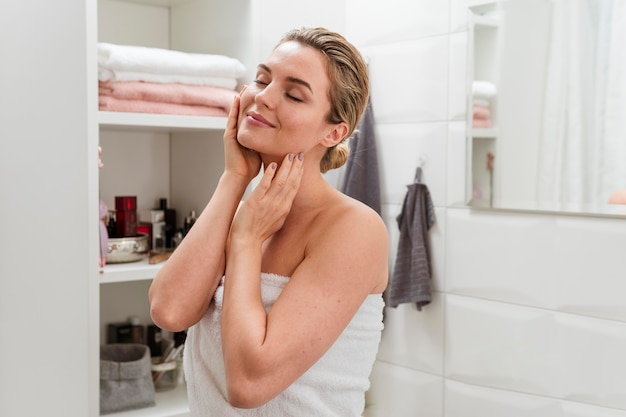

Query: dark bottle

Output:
[183, 210, 197, 237]
[128, 316, 145, 344]
[158, 198, 176, 248]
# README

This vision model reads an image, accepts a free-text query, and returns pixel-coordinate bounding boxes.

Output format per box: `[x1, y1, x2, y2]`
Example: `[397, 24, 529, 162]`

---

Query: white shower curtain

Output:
[537, 0, 626, 210]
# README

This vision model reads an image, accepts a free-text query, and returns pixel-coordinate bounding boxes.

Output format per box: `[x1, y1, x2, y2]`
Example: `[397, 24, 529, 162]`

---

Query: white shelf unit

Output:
[96, 1, 257, 416]
[466, 3, 504, 207]
[93, 1, 347, 415]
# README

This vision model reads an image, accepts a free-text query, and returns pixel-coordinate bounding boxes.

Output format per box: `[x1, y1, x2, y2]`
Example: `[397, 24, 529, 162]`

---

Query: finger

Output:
[224, 94, 240, 138]
[224, 85, 247, 138]
[271, 153, 304, 200]
[251, 162, 278, 197]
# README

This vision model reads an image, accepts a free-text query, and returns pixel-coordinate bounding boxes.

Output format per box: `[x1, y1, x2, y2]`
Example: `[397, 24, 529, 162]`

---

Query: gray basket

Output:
[100, 344, 156, 414]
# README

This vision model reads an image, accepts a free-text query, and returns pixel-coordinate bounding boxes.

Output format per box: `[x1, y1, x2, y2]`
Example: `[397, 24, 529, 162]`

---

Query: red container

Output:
[115, 196, 137, 237]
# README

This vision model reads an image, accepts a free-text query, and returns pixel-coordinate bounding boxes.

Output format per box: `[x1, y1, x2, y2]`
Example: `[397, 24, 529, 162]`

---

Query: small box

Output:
[140, 209, 164, 224]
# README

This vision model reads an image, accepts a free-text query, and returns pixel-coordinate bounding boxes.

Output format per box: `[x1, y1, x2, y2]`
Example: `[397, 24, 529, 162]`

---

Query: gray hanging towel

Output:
[340, 99, 381, 215]
[387, 167, 436, 310]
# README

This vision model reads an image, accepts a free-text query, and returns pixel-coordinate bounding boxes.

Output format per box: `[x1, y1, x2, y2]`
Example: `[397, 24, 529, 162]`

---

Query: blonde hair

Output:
[277, 28, 370, 173]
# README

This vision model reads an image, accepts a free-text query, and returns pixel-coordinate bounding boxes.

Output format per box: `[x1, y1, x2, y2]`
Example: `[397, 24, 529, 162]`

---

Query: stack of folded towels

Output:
[471, 80, 497, 128]
[98, 43, 246, 117]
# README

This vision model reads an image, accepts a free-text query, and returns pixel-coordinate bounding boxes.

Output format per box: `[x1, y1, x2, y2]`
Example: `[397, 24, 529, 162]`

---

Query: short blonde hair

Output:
[277, 27, 370, 173]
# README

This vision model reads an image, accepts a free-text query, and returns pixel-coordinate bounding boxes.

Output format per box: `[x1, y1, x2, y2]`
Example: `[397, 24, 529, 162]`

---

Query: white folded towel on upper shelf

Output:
[97, 69, 239, 90]
[97, 43, 246, 80]
[472, 80, 498, 99]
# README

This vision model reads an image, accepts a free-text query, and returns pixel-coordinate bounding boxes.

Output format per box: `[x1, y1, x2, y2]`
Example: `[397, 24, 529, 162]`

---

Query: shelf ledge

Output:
[100, 258, 164, 284]
[99, 111, 227, 132]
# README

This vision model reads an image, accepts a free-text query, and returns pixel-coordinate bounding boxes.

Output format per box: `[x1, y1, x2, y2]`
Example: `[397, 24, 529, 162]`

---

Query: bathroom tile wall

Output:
[343, 0, 626, 416]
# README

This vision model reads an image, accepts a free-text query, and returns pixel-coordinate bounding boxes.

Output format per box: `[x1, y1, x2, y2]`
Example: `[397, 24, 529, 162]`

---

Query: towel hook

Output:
[414, 154, 428, 184]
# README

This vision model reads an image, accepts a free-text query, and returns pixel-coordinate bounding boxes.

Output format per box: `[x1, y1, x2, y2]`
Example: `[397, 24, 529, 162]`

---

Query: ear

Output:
[321, 122, 349, 148]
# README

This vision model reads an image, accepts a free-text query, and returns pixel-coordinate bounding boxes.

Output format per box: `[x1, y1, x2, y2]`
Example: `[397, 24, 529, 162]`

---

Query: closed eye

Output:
[286, 93, 303, 102]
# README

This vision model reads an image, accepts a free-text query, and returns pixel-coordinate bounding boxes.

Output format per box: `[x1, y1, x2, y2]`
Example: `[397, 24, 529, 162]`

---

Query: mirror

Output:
[466, 0, 626, 217]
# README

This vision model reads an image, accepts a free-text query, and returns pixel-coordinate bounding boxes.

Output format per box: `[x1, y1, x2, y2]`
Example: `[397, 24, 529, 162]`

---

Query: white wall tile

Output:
[556, 313, 626, 410]
[377, 293, 445, 375]
[256, 0, 347, 59]
[446, 294, 559, 397]
[376, 122, 447, 206]
[549, 216, 626, 322]
[346, 0, 449, 46]
[446, 294, 626, 410]
[447, 122, 468, 207]
[446, 208, 626, 322]
[445, 380, 563, 417]
[445, 208, 555, 307]
[562, 401, 626, 417]
[446, 380, 626, 417]
[365, 360, 443, 417]
[361, 36, 449, 124]
[448, 32, 468, 121]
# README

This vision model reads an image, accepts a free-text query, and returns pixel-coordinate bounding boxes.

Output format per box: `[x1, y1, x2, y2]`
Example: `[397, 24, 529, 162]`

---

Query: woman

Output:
[149, 27, 388, 416]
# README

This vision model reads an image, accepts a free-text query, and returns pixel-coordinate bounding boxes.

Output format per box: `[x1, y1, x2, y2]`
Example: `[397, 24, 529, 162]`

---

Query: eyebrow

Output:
[257, 63, 313, 93]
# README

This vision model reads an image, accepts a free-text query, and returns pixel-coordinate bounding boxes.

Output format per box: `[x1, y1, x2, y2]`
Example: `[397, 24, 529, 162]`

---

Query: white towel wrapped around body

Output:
[98, 42, 246, 82]
[184, 273, 384, 417]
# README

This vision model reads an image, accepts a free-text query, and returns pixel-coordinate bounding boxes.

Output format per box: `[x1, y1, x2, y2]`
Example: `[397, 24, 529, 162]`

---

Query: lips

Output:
[246, 111, 275, 128]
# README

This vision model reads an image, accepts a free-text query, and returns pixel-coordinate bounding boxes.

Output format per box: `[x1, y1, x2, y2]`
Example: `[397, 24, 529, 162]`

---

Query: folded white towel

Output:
[98, 68, 238, 89]
[472, 80, 498, 99]
[472, 98, 491, 108]
[98, 43, 246, 79]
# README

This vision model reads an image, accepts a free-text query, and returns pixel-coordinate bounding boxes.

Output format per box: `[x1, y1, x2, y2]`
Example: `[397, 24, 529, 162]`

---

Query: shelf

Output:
[469, 127, 498, 138]
[99, 111, 227, 132]
[100, 258, 164, 284]
[108, 383, 189, 417]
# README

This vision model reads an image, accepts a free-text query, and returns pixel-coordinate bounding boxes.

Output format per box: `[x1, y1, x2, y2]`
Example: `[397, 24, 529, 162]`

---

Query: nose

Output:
[254, 82, 277, 109]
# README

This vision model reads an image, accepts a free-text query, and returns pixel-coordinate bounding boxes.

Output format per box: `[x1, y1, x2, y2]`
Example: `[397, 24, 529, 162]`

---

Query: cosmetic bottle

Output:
[128, 316, 145, 344]
[147, 324, 162, 357]
[158, 198, 177, 248]
[115, 196, 137, 237]
[183, 210, 196, 237]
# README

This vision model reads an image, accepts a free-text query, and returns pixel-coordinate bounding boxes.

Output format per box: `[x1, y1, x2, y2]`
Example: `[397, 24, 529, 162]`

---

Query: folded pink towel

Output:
[473, 105, 491, 120]
[99, 81, 236, 112]
[99, 95, 228, 117]
[472, 118, 492, 128]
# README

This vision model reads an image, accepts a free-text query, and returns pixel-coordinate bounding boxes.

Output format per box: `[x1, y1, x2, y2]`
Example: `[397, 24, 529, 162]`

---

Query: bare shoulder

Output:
[307, 192, 389, 293]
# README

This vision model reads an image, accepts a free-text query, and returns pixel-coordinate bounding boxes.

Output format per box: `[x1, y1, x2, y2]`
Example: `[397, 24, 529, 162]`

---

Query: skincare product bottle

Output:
[115, 196, 137, 237]
[147, 324, 162, 357]
[183, 210, 196, 237]
[128, 316, 145, 344]
[159, 198, 177, 248]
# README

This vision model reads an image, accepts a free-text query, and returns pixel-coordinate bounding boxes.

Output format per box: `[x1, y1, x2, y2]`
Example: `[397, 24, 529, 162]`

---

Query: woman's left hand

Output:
[231, 153, 304, 245]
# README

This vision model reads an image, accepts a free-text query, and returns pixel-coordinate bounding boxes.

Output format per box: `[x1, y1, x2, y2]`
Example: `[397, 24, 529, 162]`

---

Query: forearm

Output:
[149, 172, 249, 331]
[221, 236, 267, 367]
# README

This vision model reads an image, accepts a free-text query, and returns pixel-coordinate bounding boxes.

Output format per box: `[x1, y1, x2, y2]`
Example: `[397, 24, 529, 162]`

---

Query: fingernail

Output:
[289, 153, 295, 161]
[270, 162, 277, 170]
[298, 152, 304, 161]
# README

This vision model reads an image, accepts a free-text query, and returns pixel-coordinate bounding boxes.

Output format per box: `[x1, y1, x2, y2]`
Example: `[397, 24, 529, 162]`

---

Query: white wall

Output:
[0, 0, 99, 416]
[339, 1, 626, 416]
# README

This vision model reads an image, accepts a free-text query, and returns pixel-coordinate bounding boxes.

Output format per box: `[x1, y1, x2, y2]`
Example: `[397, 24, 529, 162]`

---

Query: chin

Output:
[236, 131, 262, 153]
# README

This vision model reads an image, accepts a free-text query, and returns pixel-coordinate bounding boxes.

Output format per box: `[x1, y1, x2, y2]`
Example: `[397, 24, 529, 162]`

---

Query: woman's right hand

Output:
[224, 87, 261, 183]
